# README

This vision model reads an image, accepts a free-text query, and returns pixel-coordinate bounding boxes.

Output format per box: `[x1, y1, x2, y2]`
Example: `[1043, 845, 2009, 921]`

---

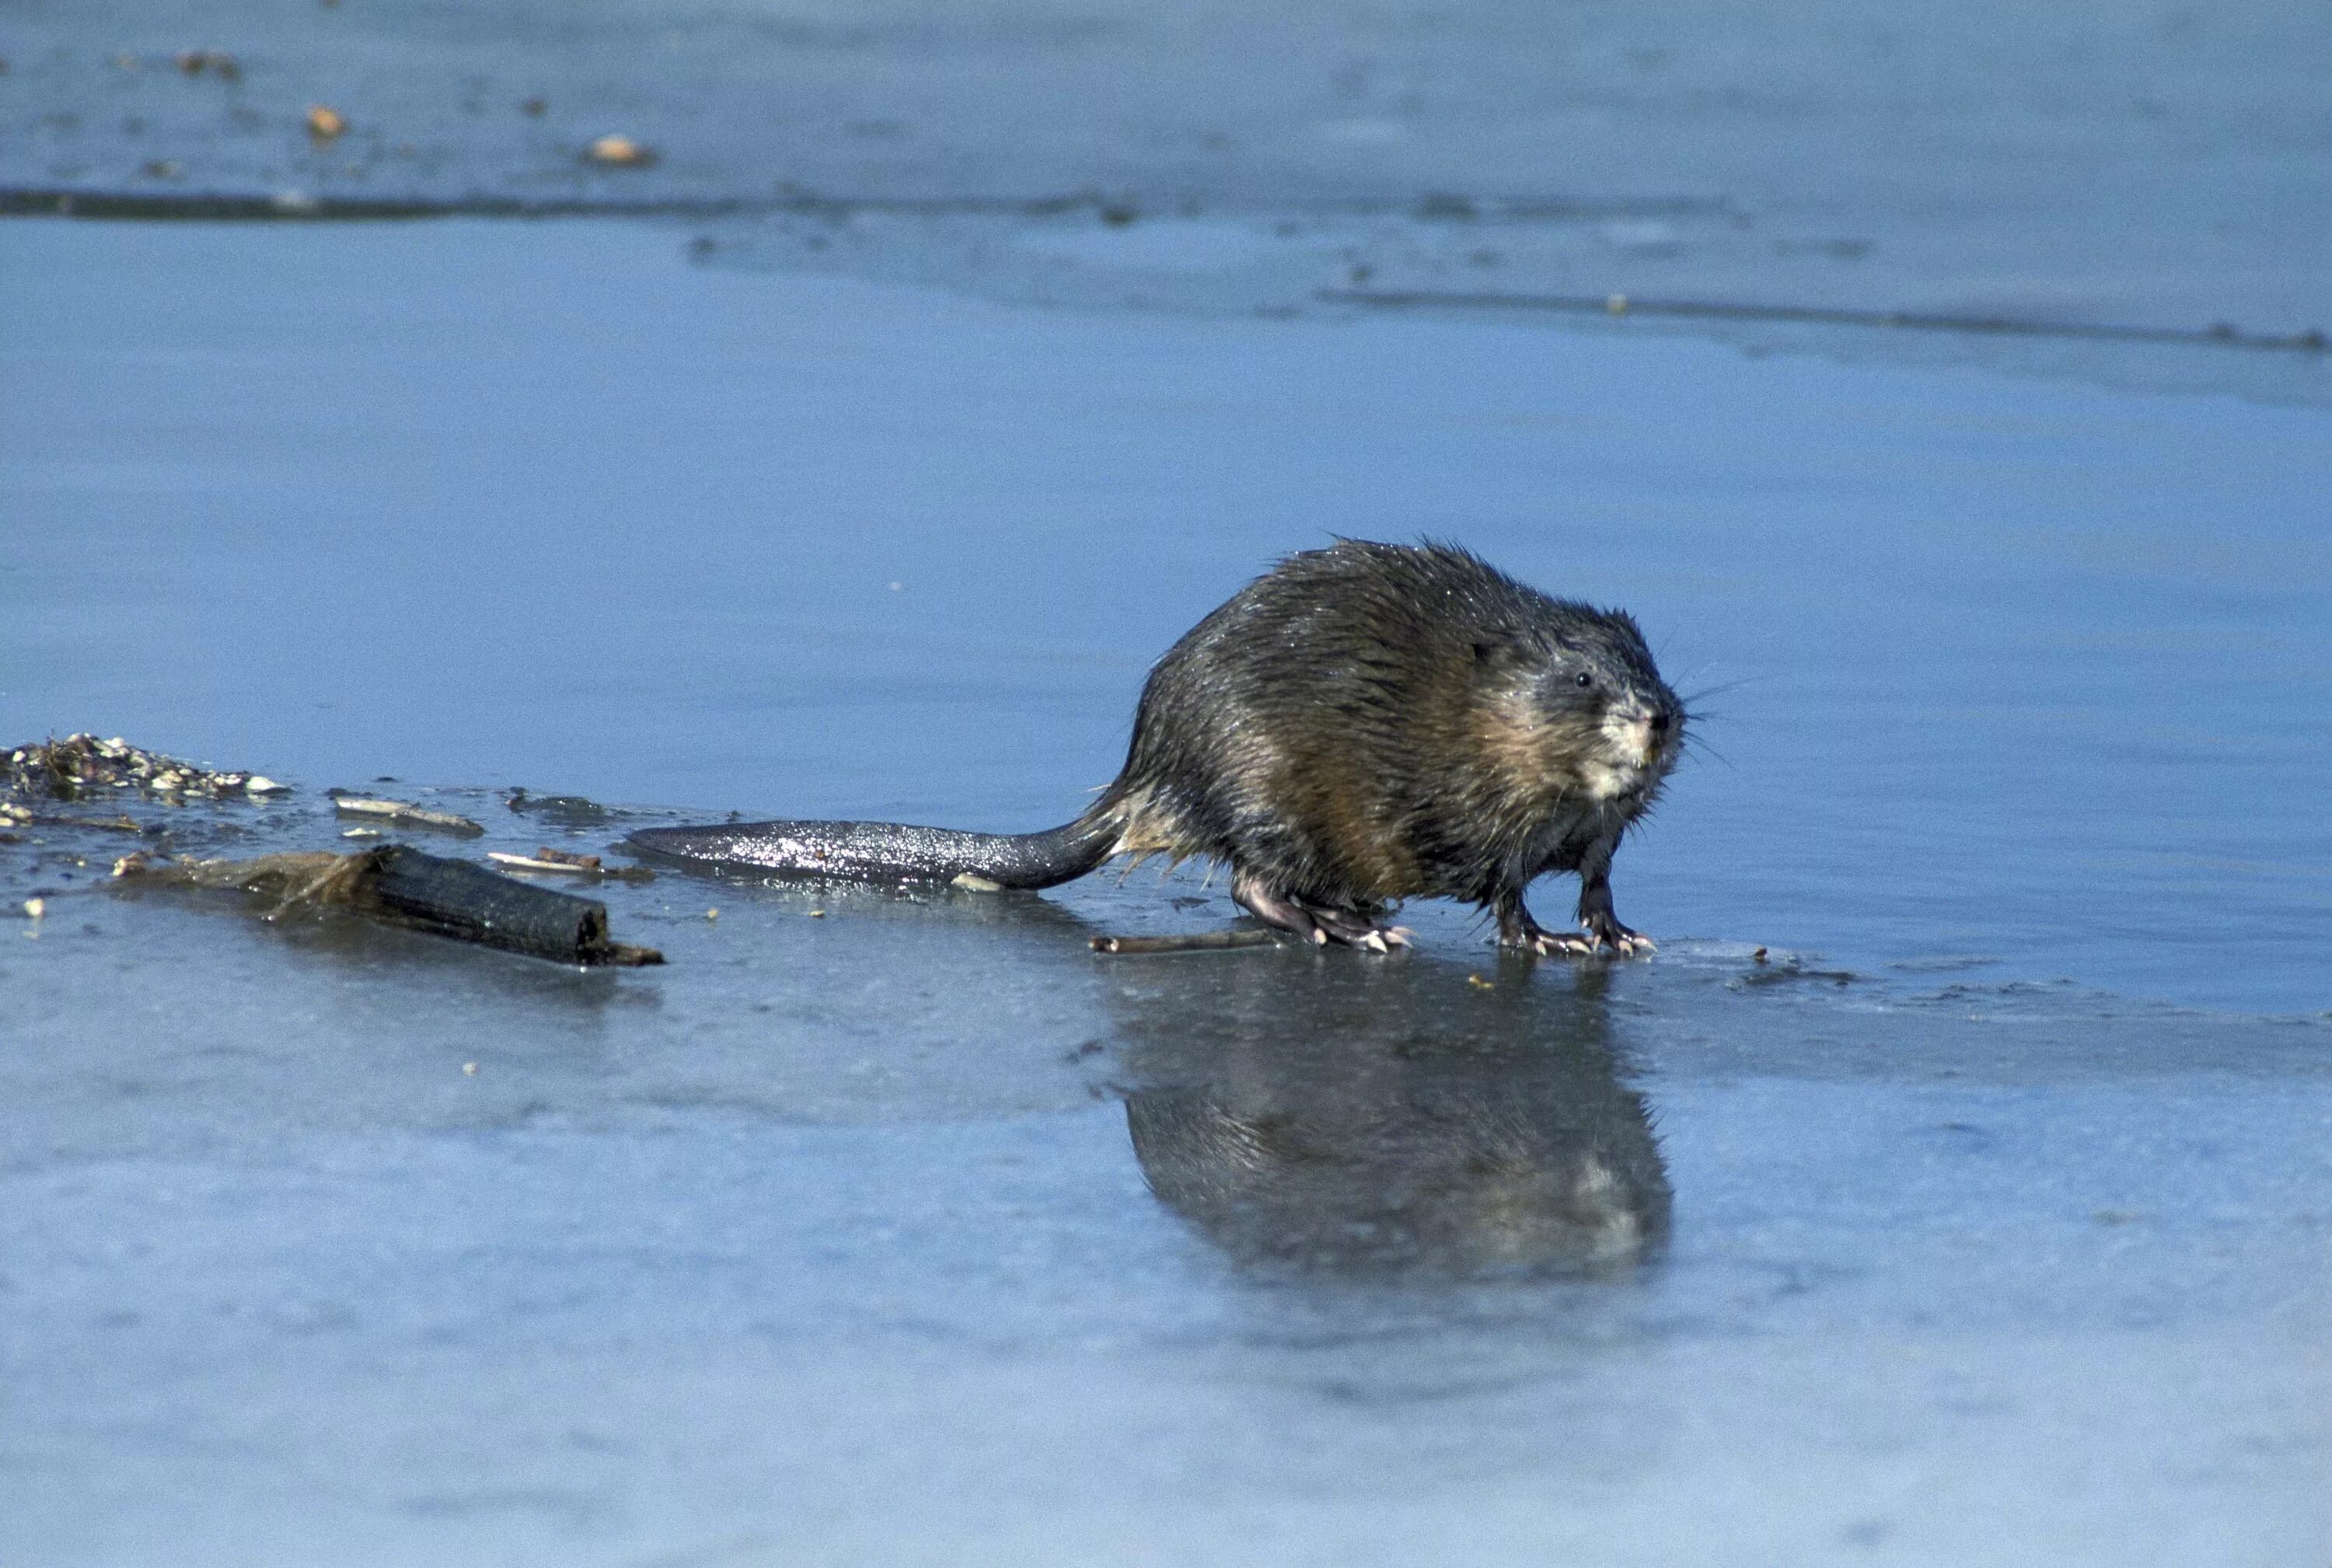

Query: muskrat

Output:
[630, 540, 1685, 955]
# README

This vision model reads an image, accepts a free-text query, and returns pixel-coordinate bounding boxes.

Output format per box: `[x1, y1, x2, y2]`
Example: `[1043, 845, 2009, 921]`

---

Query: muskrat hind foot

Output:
[1232, 870, 1412, 954]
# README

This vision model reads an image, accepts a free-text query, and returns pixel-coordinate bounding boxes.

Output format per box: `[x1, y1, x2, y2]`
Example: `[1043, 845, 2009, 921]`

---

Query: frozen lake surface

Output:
[4, 216, 2327, 1567]
[5, 0, 2332, 1556]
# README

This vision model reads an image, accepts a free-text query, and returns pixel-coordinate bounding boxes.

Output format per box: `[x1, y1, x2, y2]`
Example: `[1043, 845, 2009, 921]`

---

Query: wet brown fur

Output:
[1081, 540, 1684, 951]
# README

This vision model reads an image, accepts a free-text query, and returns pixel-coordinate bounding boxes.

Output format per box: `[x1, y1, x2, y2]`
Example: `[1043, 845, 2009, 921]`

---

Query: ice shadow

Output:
[1108, 952, 1670, 1280]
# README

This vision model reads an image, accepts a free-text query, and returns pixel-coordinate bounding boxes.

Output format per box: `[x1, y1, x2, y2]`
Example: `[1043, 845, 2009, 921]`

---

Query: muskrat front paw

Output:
[1583, 914, 1656, 956]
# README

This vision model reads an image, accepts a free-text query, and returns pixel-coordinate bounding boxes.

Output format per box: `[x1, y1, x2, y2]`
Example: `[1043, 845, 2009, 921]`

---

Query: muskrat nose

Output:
[1649, 710, 1672, 735]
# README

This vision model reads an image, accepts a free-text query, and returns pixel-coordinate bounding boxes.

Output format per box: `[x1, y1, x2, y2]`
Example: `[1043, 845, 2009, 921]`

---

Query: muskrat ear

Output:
[1471, 635, 1534, 675]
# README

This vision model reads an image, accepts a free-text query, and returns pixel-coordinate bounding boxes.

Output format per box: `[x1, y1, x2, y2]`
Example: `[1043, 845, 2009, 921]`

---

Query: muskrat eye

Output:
[1573, 672, 1594, 689]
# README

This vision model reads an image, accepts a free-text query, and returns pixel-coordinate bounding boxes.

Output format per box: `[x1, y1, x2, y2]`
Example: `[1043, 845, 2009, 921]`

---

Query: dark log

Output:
[360, 846, 659, 965]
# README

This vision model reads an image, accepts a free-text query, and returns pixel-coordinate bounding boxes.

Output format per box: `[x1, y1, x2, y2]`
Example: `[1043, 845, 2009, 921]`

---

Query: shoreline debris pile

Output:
[8, 733, 287, 801]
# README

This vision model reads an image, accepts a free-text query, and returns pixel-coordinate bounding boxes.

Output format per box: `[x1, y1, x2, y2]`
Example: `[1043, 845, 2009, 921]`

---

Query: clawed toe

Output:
[1586, 918, 1656, 957]
[1318, 907, 1411, 954]
[1500, 916, 1656, 959]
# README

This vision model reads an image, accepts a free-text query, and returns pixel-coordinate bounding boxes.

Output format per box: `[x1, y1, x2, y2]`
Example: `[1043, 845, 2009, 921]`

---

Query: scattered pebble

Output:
[306, 104, 347, 141]
[585, 134, 656, 167]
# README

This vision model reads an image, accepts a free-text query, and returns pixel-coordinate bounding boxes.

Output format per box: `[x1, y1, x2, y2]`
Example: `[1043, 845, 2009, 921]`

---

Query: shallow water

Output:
[6, 217, 2327, 1009]
[9, 0, 2330, 408]
[5, 215, 2330, 1565]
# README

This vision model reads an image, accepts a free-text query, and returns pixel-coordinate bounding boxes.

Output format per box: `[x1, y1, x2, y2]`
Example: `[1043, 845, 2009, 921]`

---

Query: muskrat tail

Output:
[624, 801, 1123, 891]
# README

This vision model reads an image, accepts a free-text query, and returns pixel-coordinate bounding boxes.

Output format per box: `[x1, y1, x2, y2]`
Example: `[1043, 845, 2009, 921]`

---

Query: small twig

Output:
[487, 848, 655, 883]
[1090, 928, 1281, 955]
[490, 850, 595, 875]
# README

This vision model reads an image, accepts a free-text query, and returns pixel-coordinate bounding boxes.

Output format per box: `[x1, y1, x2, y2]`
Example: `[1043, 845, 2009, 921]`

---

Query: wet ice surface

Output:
[7, 0, 2330, 407]
[4, 214, 2330, 1562]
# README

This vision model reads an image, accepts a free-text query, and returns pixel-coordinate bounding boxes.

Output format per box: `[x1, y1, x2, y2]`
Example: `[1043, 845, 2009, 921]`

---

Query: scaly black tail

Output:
[624, 805, 1121, 890]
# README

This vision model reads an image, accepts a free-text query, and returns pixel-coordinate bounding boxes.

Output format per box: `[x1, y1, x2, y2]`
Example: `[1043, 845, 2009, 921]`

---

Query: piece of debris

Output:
[487, 847, 655, 882]
[7, 734, 289, 802]
[328, 792, 484, 836]
[22, 897, 45, 920]
[490, 850, 589, 874]
[306, 104, 347, 141]
[1090, 929, 1279, 955]
[585, 134, 655, 167]
[115, 845, 662, 966]
[175, 50, 241, 79]
[504, 788, 630, 825]
[1467, 974, 1494, 989]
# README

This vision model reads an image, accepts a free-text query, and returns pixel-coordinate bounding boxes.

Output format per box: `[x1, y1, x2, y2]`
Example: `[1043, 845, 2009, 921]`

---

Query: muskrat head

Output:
[1474, 608, 1684, 805]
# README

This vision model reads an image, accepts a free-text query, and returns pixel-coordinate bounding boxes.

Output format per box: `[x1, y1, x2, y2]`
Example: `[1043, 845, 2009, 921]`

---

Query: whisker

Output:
[1678, 676, 1760, 707]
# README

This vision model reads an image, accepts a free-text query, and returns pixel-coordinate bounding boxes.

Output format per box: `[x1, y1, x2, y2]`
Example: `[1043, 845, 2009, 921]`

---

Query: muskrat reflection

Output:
[1114, 956, 1669, 1277]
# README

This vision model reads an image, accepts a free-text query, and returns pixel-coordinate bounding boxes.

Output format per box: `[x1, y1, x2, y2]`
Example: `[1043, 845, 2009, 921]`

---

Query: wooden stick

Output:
[1090, 928, 1280, 955]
